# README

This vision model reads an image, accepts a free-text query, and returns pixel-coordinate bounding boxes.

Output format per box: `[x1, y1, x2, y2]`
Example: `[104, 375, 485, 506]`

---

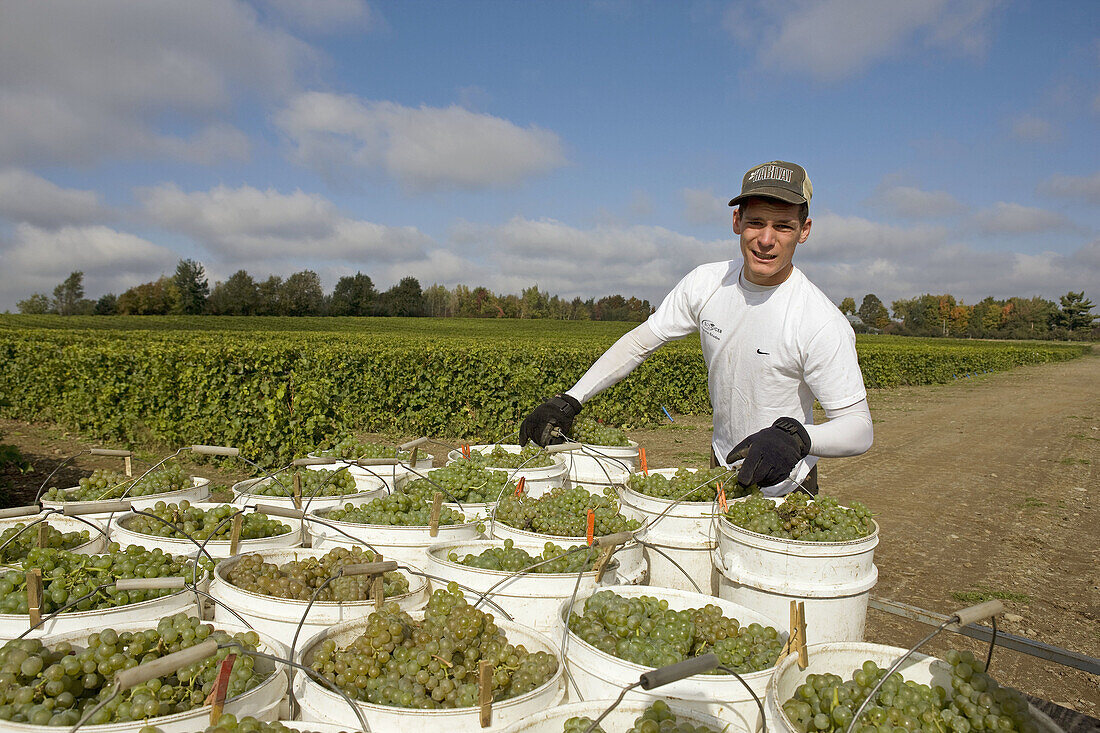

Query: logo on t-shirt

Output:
[701, 320, 722, 341]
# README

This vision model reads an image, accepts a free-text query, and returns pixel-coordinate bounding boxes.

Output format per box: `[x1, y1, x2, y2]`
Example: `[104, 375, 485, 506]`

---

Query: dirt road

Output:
[633, 351, 1100, 712]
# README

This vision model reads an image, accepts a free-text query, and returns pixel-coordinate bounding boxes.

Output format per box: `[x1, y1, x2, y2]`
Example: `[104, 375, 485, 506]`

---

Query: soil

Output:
[1, 352, 1097, 712]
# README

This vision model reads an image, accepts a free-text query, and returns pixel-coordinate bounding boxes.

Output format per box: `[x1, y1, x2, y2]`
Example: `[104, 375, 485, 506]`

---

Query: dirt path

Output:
[2, 353, 1097, 710]
[633, 352, 1100, 713]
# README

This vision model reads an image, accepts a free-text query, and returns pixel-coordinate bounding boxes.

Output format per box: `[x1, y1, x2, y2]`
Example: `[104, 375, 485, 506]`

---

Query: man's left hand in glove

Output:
[725, 417, 811, 488]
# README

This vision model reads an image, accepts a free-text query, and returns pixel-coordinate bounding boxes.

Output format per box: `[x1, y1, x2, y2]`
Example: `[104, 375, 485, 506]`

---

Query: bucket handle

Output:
[710, 546, 739, 576]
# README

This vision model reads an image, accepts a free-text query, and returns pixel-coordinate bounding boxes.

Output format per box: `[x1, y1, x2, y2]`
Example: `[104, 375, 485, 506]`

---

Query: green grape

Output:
[225, 546, 410, 600]
[627, 467, 747, 502]
[780, 652, 1040, 733]
[121, 501, 291, 541]
[324, 493, 466, 527]
[570, 417, 630, 447]
[567, 590, 783, 675]
[314, 437, 412, 461]
[241, 468, 360, 498]
[564, 699, 725, 732]
[461, 444, 555, 469]
[402, 463, 515, 503]
[43, 465, 191, 502]
[199, 716, 357, 733]
[0, 613, 266, 726]
[494, 486, 640, 538]
[0, 546, 203, 615]
[0, 522, 93, 563]
[723, 492, 875, 542]
[308, 583, 557, 709]
[448, 539, 600, 573]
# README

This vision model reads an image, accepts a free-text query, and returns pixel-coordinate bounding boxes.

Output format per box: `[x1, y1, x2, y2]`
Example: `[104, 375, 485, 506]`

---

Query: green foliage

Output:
[857, 293, 889, 330]
[171, 259, 209, 315]
[0, 319, 1087, 466]
[1053, 291, 1097, 333]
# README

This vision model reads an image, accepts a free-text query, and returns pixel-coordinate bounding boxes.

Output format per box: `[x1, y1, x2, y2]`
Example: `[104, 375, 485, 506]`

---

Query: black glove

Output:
[518, 394, 582, 447]
[726, 417, 811, 488]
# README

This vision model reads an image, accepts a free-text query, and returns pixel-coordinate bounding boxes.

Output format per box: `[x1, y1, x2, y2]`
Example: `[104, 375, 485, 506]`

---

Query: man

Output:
[519, 160, 872, 496]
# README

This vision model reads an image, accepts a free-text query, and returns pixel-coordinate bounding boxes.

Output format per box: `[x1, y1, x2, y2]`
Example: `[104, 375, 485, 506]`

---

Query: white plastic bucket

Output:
[0, 619, 291, 733]
[232, 476, 387, 513]
[306, 506, 483, 568]
[714, 513, 879, 645]
[40, 476, 212, 524]
[499, 699, 737, 733]
[423, 539, 622, 631]
[293, 613, 565, 732]
[111, 502, 302, 558]
[765, 642, 1062, 733]
[445, 445, 569, 499]
[617, 469, 726, 595]
[560, 442, 637, 487]
[488, 521, 648, 585]
[557, 584, 786, 731]
[0, 513, 107, 557]
[273, 723, 351, 733]
[306, 454, 435, 491]
[0, 570, 203, 642]
[210, 548, 429, 648]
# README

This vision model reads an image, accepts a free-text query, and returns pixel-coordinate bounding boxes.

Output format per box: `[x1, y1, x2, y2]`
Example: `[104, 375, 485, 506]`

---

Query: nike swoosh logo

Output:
[756, 349, 769, 355]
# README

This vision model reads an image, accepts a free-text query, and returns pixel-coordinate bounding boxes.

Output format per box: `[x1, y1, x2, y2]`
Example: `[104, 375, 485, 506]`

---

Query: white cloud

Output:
[0, 224, 177, 305]
[1039, 171, 1100, 205]
[276, 92, 567, 190]
[724, 0, 1000, 81]
[971, 202, 1066, 234]
[1008, 114, 1056, 142]
[0, 1, 312, 166]
[449, 216, 730, 302]
[138, 183, 431, 262]
[867, 184, 967, 219]
[795, 211, 1099, 305]
[262, 0, 373, 33]
[682, 187, 731, 225]
[0, 169, 106, 228]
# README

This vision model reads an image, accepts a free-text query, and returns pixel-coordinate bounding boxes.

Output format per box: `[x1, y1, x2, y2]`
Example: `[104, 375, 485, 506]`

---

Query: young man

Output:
[519, 161, 872, 496]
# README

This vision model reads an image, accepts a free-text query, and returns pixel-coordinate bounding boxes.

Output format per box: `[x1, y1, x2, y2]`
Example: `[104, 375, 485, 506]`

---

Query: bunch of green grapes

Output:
[0, 522, 93, 563]
[0, 546, 200, 615]
[4, 547, 202, 616]
[564, 699, 724, 733]
[781, 650, 1041, 733]
[309, 583, 558, 709]
[324, 493, 466, 527]
[570, 417, 630, 447]
[241, 468, 358, 498]
[225, 546, 410, 601]
[0, 613, 265, 727]
[723, 492, 874, 542]
[315, 437, 411, 461]
[568, 590, 783, 675]
[122, 501, 291, 541]
[43, 465, 191, 502]
[402, 462, 514, 503]
[145, 716, 356, 733]
[627, 467, 747, 502]
[463, 444, 555, 469]
[494, 486, 640, 537]
[448, 538, 600, 573]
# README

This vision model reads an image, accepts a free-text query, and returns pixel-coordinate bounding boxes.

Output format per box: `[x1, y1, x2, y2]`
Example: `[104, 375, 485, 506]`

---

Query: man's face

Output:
[732, 198, 811, 286]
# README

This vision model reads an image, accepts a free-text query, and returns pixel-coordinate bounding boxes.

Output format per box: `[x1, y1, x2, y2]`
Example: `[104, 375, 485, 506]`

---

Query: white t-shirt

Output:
[647, 262, 866, 495]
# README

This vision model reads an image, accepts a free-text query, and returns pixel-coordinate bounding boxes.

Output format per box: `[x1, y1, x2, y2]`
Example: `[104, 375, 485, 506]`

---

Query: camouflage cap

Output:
[728, 161, 813, 207]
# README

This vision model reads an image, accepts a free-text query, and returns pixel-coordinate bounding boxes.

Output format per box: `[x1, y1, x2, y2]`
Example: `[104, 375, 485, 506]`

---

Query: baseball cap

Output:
[728, 161, 813, 207]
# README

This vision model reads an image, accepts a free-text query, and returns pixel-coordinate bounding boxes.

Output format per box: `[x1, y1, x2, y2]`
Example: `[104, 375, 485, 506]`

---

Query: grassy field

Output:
[0, 316, 1089, 465]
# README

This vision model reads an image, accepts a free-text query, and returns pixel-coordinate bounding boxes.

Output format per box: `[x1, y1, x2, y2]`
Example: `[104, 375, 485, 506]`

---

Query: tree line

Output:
[841, 292, 1097, 341]
[15, 261, 654, 322]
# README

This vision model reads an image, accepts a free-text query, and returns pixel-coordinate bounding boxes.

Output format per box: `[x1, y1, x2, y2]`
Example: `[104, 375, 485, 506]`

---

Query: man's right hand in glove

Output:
[518, 394, 582, 447]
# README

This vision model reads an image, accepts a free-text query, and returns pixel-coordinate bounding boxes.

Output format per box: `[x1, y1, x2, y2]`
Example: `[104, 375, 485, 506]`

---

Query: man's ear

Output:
[731, 207, 742, 235]
[798, 217, 812, 244]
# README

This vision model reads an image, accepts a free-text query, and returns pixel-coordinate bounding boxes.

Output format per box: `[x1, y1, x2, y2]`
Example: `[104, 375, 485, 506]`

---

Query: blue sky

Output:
[1, 0, 1098, 312]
